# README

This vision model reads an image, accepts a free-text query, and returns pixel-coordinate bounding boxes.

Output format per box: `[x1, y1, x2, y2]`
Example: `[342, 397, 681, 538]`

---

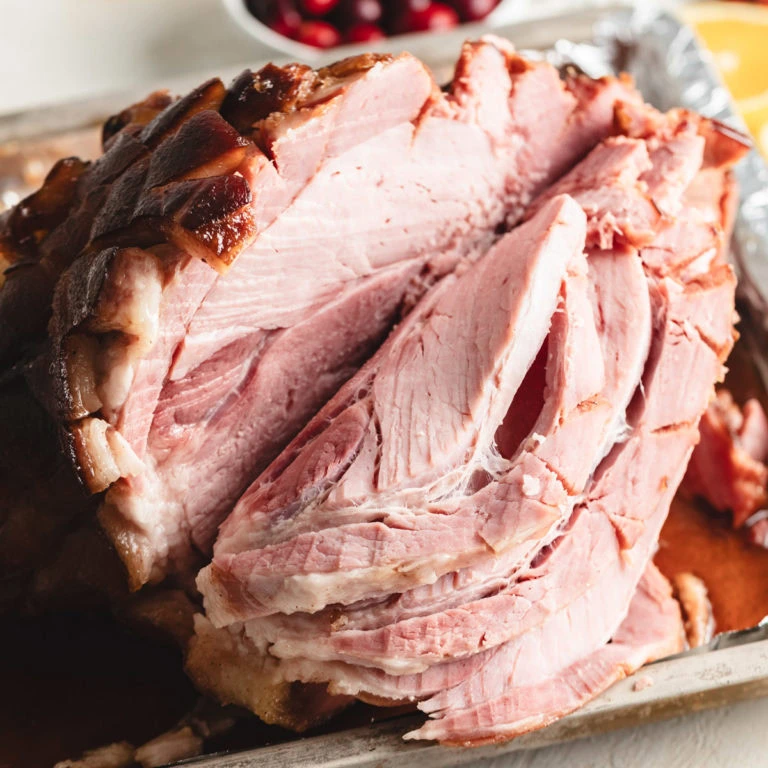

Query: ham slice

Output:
[407, 564, 684, 745]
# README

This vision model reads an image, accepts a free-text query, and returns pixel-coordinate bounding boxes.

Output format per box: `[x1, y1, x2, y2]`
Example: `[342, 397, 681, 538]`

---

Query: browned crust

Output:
[102, 90, 174, 148]
[0, 52, 397, 373]
[615, 102, 751, 169]
[186, 618, 353, 732]
[0, 52, 435, 598]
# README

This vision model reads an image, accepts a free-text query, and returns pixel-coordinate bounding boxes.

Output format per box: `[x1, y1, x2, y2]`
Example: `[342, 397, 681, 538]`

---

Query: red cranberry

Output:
[390, 0, 430, 12]
[450, 0, 499, 22]
[394, 2, 460, 34]
[338, 0, 383, 25]
[264, 0, 302, 37]
[346, 22, 386, 43]
[301, 0, 341, 15]
[296, 20, 342, 47]
[382, 0, 426, 33]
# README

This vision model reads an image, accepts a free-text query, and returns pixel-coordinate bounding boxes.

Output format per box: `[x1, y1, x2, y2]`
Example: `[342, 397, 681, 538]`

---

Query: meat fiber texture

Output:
[191, 101, 747, 743]
[684, 390, 768, 545]
[0, 40, 643, 605]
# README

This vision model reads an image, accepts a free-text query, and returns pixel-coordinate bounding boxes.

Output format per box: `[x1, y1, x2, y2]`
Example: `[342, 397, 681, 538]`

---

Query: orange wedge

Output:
[683, 2, 768, 156]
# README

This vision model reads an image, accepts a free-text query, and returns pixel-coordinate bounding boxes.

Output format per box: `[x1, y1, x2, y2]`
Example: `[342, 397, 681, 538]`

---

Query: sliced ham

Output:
[407, 564, 684, 745]
[0, 42, 639, 596]
[199, 194, 587, 623]
[230, 245, 651, 672]
[239, 256, 732, 709]
[191, 100, 740, 742]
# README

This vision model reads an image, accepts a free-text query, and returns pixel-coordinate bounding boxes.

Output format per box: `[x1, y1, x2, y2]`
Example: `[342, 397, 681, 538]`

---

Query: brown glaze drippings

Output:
[655, 335, 768, 633]
[656, 496, 768, 633]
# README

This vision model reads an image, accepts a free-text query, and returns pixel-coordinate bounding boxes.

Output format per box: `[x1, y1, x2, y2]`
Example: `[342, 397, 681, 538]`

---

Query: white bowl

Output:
[221, 0, 515, 60]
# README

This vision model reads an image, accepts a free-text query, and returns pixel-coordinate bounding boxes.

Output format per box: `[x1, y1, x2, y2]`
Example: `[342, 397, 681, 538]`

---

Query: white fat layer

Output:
[521, 474, 541, 497]
[96, 259, 163, 418]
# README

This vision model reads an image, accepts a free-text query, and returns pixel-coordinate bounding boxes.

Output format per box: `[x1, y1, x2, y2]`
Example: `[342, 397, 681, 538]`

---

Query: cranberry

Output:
[393, 2, 460, 34]
[296, 20, 342, 47]
[264, 0, 302, 37]
[382, 0, 427, 33]
[300, 0, 341, 15]
[389, 0, 430, 12]
[338, 0, 383, 25]
[450, 0, 499, 22]
[346, 22, 386, 43]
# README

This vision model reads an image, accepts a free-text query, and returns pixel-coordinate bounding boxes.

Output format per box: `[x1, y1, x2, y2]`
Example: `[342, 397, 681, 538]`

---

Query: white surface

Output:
[479, 697, 768, 768]
[0, 0, 633, 115]
[1, 1, 765, 766]
[0, 0, 269, 115]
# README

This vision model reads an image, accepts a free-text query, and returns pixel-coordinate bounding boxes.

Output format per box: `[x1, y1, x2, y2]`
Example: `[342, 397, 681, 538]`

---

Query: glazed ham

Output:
[0, 38, 751, 747]
[0, 39, 640, 600]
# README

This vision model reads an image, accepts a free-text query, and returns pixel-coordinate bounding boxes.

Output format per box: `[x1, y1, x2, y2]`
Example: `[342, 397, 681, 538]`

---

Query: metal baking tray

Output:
[3, 4, 768, 766]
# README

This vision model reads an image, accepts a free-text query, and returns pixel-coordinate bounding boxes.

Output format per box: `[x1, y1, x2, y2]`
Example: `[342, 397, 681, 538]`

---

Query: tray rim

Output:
[181, 638, 768, 767]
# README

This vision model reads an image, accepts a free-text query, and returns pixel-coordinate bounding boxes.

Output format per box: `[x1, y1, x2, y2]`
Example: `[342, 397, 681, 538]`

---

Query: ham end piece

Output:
[684, 390, 768, 529]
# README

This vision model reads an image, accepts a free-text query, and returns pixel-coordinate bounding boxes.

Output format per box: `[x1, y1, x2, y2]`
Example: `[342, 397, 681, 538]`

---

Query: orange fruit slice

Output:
[683, 2, 768, 156]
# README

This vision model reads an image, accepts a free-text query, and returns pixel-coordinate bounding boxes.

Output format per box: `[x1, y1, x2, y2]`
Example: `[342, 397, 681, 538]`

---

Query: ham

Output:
[0, 41, 639, 597]
[0, 39, 750, 746]
[685, 390, 768, 530]
[190, 99, 741, 741]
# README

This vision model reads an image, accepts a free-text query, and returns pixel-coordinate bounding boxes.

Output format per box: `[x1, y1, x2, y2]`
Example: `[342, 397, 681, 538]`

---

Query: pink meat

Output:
[189, 103, 739, 743]
[241, 247, 651, 671]
[1, 38, 747, 746]
[199, 195, 587, 623]
[254, 261, 732, 700]
[6, 41, 639, 592]
[684, 390, 768, 529]
[201, 106, 701, 663]
[407, 564, 684, 745]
